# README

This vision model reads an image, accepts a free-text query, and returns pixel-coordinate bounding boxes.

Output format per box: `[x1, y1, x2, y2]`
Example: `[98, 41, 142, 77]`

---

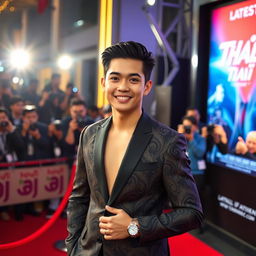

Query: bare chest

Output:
[104, 132, 132, 195]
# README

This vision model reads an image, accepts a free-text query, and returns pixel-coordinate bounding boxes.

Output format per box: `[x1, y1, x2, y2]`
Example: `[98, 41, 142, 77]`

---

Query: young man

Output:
[66, 41, 203, 256]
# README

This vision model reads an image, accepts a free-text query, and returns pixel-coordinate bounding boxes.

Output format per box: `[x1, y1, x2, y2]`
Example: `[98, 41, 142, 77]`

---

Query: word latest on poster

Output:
[229, 4, 256, 21]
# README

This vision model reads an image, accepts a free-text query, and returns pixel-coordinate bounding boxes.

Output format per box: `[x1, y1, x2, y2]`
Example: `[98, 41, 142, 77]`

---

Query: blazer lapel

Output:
[94, 117, 112, 204]
[108, 113, 153, 206]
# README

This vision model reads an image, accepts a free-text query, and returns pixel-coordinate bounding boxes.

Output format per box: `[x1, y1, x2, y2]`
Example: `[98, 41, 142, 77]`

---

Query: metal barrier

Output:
[0, 158, 76, 250]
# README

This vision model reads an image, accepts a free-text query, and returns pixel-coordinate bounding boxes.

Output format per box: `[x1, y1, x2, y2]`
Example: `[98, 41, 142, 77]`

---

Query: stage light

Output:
[191, 54, 198, 68]
[74, 19, 84, 27]
[12, 76, 20, 84]
[57, 55, 73, 70]
[10, 49, 30, 70]
[147, 0, 156, 6]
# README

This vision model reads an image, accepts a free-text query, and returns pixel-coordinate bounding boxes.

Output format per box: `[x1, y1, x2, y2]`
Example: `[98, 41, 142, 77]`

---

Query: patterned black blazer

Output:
[66, 112, 203, 256]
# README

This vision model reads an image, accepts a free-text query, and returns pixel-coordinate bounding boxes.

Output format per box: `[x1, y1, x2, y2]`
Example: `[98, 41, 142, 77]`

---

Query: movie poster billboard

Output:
[207, 0, 256, 175]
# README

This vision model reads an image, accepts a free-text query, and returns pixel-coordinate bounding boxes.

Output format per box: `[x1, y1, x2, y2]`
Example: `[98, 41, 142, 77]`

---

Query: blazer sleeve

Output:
[138, 133, 203, 242]
[65, 128, 91, 254]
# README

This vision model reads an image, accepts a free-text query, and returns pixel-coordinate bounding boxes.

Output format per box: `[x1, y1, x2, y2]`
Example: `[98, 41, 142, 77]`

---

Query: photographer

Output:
[0, 107, 25, 221]
[178, 115, 206, 190]
[19, 105, 52, 160]
[201, 124, 228, 154]
[0, 108, 25, 163]
[61, 99, 94, 158]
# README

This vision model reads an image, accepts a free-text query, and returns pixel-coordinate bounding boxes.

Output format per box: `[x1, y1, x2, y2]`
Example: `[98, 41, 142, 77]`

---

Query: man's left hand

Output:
[99, 205, 132, 240]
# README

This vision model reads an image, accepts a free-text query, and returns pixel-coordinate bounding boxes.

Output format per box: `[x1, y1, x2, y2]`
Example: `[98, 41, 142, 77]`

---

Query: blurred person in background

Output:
[201, 124, 228, 155]
[61, 99, 94, 160]
[178, 116, 207, 181]
[186, 107, 205, 133]
[234, 131, 256, 160]
[38, 73, 65, 124]
[0, 79, 13, 109]
[9, 96, 25, 126]
[87, 105, 102, 122]
[178, 115, 206, 233]
[20, 78, 40, 106]
[0, 107, 26, 221]
[60, 82, 83, 116]
[19, 105, 52, 161]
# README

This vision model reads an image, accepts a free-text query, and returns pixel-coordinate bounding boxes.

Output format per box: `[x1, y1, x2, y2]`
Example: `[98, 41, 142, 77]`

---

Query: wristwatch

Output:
[127, 218, 140, 238]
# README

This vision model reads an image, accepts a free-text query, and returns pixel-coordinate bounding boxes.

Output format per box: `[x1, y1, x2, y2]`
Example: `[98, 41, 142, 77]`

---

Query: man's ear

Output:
[101, 77, 105, 91]
[143, 80, 153, 96]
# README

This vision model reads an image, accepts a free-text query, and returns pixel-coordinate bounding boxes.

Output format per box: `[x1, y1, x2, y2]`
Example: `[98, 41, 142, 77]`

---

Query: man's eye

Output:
[110, 76, 119, 81]
[130, 78, 140, 83]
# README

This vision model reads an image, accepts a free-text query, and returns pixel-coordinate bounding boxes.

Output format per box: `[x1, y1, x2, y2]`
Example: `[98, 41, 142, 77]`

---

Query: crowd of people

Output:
[0, 73, 112, 221]
[177, 107, 256, 231]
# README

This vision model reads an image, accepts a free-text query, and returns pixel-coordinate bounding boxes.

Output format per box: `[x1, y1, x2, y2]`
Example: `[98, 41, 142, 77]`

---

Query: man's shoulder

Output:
[149, 115, 179, 138]
[83, 117, 108, 135]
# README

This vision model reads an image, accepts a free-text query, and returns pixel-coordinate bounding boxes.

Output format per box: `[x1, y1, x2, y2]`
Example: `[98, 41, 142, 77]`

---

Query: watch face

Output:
[128, 224, 138, 236]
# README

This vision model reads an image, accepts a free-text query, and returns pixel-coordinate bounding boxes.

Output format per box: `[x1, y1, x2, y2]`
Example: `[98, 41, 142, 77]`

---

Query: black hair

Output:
[10, 96, 24, 106]
[0, 107, 10, 117]
[70, 98, 87, 108]
[182, 115, 198, 126]
[101, 41, 155, 82]
[51, 73, 61, 80]
[186, 106, 199, 112]
[88, 105, 99, 112]
[22, 105, 37, 116]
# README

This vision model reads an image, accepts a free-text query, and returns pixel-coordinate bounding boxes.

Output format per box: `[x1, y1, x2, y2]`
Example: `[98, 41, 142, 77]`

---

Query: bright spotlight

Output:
[147, 0, 156, 6]
[12, 76, 20, 84]
[57, 55, 73, 70]
[10, 49, 30, 70]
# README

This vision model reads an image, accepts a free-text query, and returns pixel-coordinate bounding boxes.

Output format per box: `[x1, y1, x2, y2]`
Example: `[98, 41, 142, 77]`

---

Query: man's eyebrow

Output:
[108, 72, 142, 78]
[129, 73, 142, 78]
[109, 72, 120, 76]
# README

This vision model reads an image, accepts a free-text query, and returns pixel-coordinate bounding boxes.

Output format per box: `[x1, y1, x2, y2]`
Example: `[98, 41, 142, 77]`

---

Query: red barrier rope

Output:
[0, 163, 76, 250]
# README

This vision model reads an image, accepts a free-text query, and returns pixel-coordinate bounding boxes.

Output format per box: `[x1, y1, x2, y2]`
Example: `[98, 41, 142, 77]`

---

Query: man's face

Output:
[23, 111, 38, 124]
[186, 110, 200, 123]
[10, 101, 24, 115]
[246, 132, 256, 154]
[101, 58, 152, 115]
[52, 77, 61, 88]
[70, 105, 87, 120]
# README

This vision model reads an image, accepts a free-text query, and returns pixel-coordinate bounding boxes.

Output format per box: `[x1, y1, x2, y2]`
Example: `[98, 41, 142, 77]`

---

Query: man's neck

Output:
[13, 113, 22, 119]
[111, 109, 142, 131]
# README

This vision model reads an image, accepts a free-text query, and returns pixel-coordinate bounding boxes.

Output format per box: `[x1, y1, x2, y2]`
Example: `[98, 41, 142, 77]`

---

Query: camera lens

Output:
[184, 125, 191, 134]
[0, 121, 8, 128]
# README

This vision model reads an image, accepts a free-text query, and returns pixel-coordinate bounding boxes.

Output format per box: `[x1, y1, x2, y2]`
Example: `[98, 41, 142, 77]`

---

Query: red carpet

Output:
[0, 213, 223, 256]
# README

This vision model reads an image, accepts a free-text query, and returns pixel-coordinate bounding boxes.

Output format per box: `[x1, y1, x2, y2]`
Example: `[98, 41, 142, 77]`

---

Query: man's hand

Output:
[235, 136, 248, 154]
[69, 119, 79, 131]
[29, 128, 41, 140]
[99, 205, 132, 240]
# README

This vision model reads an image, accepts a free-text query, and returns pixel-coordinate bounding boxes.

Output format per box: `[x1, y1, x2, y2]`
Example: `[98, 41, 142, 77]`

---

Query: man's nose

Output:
[118, 80, 129, 91]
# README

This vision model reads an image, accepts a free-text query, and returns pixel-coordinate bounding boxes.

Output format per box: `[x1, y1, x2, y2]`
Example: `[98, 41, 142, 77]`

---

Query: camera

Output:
[29, 123, 38, 131]
[0, 121, 9, 128]
[184, 125, 191, 134]
[77, 116, 86, 128]
[53, 120, 62, 130]
[207, 124, 215, 134]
